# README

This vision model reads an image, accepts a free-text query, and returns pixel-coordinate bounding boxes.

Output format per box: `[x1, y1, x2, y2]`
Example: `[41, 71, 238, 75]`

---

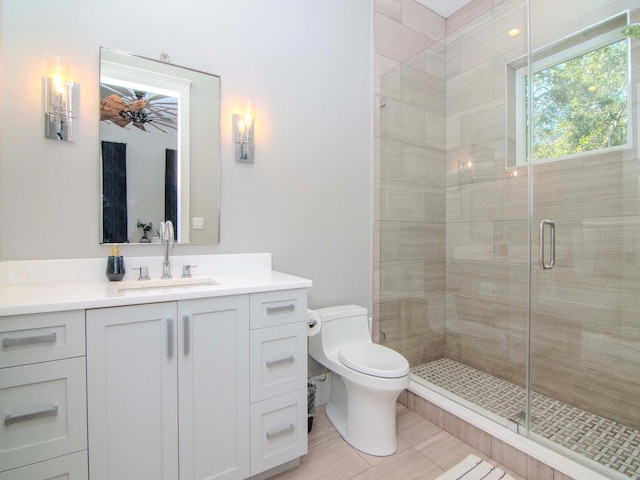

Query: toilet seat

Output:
[338, 343, 409, 378]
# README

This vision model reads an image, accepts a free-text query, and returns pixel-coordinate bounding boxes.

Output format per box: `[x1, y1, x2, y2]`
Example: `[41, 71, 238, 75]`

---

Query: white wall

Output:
[0, 0, 374, 310]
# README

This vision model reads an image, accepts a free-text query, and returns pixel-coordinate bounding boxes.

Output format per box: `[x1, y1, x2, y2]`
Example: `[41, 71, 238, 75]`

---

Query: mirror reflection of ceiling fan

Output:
[100, 83, 178, 132]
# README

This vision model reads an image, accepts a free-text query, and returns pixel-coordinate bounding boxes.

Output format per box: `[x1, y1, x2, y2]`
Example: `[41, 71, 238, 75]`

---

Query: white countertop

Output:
[0, 253, 312, 316]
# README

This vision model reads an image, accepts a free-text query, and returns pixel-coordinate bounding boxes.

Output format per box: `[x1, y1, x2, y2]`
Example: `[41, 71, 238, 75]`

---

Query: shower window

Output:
[508, 15, 631, 167]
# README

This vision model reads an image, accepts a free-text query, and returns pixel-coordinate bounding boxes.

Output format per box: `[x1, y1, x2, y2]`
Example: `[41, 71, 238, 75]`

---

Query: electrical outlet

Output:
[192, 217, 205, 229]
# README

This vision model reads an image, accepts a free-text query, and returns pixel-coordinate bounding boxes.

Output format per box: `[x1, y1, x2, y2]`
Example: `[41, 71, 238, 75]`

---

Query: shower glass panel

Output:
[377, 0, 530, 429]
[529, 0, 640, 477]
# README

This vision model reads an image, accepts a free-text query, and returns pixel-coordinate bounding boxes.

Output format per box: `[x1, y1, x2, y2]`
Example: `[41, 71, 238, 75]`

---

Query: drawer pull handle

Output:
[5, 404, 59, 426]
[266, 423, 295, 440]
[183, 315, 190, 355]
[265, 355, 295, 368]
[266, 304, 295, 314]
[2, 332, 57, 348]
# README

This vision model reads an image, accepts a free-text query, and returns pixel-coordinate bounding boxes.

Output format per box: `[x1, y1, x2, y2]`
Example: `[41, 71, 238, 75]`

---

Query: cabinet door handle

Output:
[266, 304, 295, 314]
[182, 315, 190, 355]
[266, 423, 295, 440]
[167, 318, 174, 359]
[265, 355, 295, 368]
[5, 404, 58, 426]
[2, 332, 57, 348]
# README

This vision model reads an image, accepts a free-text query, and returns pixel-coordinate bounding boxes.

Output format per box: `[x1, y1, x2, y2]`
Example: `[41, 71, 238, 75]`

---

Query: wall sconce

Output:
[44, 56, 79, 141]
[233, 100, 254, 163]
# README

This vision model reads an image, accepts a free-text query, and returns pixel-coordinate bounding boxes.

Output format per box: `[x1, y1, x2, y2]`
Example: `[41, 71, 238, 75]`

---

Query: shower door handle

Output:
[539, 219, 555, 270]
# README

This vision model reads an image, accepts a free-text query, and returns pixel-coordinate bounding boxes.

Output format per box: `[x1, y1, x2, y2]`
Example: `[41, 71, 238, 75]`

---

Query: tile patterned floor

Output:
[412, 358, 640, 479]
[269, 403, 525, 480]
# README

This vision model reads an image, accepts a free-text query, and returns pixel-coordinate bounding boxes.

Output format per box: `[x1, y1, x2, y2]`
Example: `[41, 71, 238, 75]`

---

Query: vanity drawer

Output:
[250, 389, 307, 475]
[250, 323, 307, 402]
[250, 289, 307, 329]
[0, 450, 88, 480]
[0, 310, 85, 368]
[0, 357, 87, 472]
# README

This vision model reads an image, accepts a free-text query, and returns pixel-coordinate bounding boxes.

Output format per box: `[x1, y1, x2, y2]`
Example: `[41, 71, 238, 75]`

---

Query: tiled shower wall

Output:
[374, 0, 447, 366]
[376, 0, 640, 430]
[444, 0, 530, 388]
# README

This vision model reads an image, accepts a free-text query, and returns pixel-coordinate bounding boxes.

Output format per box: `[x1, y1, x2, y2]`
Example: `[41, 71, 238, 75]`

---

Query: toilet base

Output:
[325, 374, 404, 457]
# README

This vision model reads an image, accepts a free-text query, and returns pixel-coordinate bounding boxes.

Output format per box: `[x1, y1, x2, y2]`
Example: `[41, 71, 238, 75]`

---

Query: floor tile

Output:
[350, 447, 445, 480]
[270, 434, 370, 480]
[415, 430, 486, 471]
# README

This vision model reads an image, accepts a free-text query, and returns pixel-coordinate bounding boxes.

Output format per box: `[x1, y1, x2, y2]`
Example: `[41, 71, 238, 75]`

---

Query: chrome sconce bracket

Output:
[44, 79, 79, 141]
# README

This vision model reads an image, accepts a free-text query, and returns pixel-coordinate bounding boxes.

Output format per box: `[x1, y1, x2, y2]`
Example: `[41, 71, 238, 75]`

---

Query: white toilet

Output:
[308, 305, 410, 456]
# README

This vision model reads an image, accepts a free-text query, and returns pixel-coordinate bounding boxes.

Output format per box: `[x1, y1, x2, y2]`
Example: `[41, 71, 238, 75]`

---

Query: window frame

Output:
[514, 27, 632, 166]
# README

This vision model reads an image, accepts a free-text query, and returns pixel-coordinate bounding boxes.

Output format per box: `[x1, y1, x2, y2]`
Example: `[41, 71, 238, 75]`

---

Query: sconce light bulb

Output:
[244, 100, 253, 128]
[53, 75, 65, 94]
[46, 56, 71, 99]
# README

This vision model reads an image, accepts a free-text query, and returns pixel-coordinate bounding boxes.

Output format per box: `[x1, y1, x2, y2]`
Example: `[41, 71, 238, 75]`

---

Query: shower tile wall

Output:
[374, 0, 447, 366]
[444, 0, 530, 388]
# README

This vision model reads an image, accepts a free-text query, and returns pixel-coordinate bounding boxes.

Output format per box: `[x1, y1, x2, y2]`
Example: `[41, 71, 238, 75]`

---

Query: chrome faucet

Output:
[160, 220, 174, 279]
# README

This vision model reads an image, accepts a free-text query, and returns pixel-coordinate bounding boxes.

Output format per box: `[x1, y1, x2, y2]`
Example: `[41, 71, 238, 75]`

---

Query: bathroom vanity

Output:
[0, 254, 311, 480]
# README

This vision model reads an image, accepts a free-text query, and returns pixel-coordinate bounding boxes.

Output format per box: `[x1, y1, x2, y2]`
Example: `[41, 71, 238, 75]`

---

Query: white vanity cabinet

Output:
[0, 254, 311, 480]
[0, 310, 88, 478]
[249, 289, 308, 475]
[86, 296, 250, 480]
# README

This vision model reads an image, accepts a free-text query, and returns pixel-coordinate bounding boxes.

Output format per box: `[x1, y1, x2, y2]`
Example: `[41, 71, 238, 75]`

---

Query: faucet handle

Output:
[182, 265, 197, 278]
[133, 266, 150, 281]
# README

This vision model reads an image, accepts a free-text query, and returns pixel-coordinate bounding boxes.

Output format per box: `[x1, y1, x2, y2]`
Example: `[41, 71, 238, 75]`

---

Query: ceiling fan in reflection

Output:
[100, 84, 177, 133]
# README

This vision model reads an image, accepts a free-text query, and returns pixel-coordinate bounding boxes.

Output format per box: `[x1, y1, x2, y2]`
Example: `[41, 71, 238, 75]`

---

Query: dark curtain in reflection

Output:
[101, 141, 128, 243]
[165, 148, 178, 241]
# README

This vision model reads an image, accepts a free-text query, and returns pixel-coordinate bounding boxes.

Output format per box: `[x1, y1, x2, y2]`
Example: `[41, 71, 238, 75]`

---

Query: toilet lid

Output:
[338, 343, 409, 378]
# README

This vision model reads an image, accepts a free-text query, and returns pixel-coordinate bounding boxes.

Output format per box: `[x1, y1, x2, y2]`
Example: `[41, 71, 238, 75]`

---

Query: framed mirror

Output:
[99, 47, 220, 244]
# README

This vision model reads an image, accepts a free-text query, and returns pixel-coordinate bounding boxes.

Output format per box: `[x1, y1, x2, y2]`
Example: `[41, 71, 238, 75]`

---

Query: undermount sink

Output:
[116, 277, 218, 293]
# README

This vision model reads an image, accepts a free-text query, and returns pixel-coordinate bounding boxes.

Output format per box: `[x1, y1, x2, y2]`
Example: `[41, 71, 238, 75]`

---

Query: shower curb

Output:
[406, 381, 616, 480]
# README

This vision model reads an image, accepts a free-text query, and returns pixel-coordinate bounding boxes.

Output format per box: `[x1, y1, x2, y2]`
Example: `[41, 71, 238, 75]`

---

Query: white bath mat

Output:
[435, 454, 516, 480]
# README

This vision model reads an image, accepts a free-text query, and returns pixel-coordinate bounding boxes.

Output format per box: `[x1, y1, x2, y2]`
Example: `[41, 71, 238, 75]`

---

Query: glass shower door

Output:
[528, 0, 640, 477]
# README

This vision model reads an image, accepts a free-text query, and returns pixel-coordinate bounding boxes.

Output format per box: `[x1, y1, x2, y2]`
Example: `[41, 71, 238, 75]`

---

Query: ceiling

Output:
[415, 0, 473, 18]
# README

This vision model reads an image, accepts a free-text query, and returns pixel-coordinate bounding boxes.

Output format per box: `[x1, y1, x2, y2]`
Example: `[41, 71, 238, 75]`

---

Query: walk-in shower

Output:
[376, 0, 639, 478]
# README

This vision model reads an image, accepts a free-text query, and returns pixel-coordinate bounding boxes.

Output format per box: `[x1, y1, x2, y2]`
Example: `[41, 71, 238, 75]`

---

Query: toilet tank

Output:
[314, 305, 371, 351]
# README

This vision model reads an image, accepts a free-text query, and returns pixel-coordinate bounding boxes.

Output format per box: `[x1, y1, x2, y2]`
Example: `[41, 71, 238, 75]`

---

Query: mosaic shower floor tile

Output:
[411, 358, 640, 479]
